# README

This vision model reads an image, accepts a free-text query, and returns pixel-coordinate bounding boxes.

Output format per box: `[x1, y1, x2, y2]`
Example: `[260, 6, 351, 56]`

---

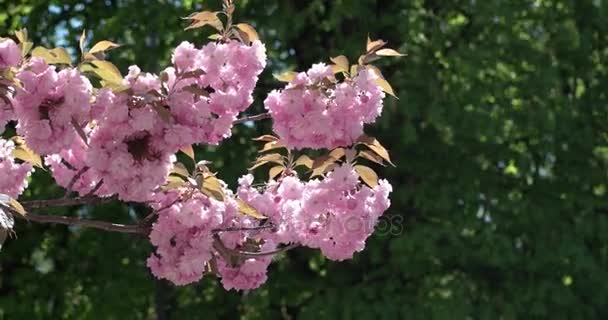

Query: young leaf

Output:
[171, 162, 190, 178]
[294, 155, 313, 169]
[354, 165, 379, 188]
[259, 141, 285, 153]
[358, 150, 386, 166]
[234, 23, 259, 43]
[330, 55, 349, 73]
[257, 153, 284, 165]
[31, 47, 72, 65]
[237, 199, 266, 219]
[8, 198, 26, 217]
[358, 136, 395, 167]
[180, 145, 195, 161]
[329, 148, 346, 160]
[10, 137, 43, 168]
[375, 78, 397, 98]
[14, 29, 27, 43]
[201, 176, 224, 201]
[90, 60, 124, 84]
[88, 40, 121, 54]
[253, 135, 279, 142]
[184, 11, 223, 31]
[268, 165, 284, 180]
[376, 48, 405, 57]
[19, 41, 33, 57]
[366, 36, 387, 53]
[79, 30, 86, 55]
[274, 71, 297, 83]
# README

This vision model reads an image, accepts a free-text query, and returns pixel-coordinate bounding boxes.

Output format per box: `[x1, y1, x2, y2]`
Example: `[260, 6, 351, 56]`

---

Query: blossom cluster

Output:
[237, 163, 392, 261]
[15, 58, 93, 155]
[147, 185, 276, 290]
[0, 138, 33, 199]
[162, 40, 266, 148]
[0, 36, 266, 202]
[265, 63, 385, 150]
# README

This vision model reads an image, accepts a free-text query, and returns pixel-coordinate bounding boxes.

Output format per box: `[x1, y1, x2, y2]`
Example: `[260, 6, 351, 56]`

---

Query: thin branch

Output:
[22, 196, 116, 210]
[232, 112, 271, 125]
[212, 234, 297, 259]
[62, 167, 89, 199]
[14, 212, 145, 234]
[85, 179, 104, 197]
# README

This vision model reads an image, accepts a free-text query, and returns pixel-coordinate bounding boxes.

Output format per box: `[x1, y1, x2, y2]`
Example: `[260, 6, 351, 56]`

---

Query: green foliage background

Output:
[1, 0, 607, 318]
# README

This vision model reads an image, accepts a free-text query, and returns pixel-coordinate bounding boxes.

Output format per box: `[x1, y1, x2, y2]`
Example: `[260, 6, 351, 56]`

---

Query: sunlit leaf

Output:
[237, 199, 266, 219]
[329, 148, 346, 160]
[171, 162, 190, 178]
[375, 78, 397, 98]
[89, 60, 123, 84]
[235, 23, 259, 43]
[201, 176, 224, 201]
[294, 155, 313, 169]
[358, 150, 386, 166]
[366, 36, 387, 53]
[31, 47, 72, 65]
[180, 145, 195, 161]
[376, 48, 405, 57]
[184, 11, 223, 31]
[354, 165, 379, 187]
[258, 141, 285, 153]
[330, 55, 349, 73]
[10, 137, 43, 168]
[274, 71, 297, 83]
[89, 40, 121, 54]
[14, 29, 27, 43]
[8, 198, 26, 217]
[268, 165, 284, 180]
[79, 30, 86, 55]
[253, 135, 279, 142]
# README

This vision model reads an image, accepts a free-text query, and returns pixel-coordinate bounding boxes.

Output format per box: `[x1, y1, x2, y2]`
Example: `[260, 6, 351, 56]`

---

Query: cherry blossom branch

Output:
[233, 112, 270, 125]
[22, 196, 116, 210]
[62, 167, 89, 199]
[13, 212, 146, 234]
[212, 224, 275, 233]
[212, 234, 297, 260]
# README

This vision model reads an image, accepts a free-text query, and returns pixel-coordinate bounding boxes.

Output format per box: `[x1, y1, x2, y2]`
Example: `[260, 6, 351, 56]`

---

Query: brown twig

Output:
[22, 196, 116, 210]
[14, 212, 145, 234]
[232, 112, 271, 125]
[62, 167, 89, 199]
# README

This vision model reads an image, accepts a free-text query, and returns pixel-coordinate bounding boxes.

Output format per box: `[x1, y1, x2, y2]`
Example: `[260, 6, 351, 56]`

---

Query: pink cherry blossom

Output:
[0, 138, 33, 198]
[14, 58, 92, 155]
[265, 64, 385, 149]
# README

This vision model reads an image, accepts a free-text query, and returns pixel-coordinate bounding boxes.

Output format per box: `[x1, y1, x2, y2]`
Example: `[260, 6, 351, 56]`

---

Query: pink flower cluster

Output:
[265, 63, 385, 149]
[237, 163, 392, 261]
[162, 40, 266, 148]
[0, 139, 33, 198]
[147, 189, 228, 285]
[14, 58, 92, 155]
[85, 67, 174, 202]
[45, 129, 110, 197]
[0, 38, 20, 132]
[0, 39, 21, 69]
[147, 186, 276, 290]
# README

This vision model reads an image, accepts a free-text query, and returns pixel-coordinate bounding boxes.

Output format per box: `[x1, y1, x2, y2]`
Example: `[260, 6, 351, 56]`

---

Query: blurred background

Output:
[1, 0, 608, 319]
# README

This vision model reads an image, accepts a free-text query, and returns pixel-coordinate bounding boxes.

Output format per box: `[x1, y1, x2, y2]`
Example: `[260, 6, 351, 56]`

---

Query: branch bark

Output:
[15, 212, 146, 234]
[233, 112, 271, 125]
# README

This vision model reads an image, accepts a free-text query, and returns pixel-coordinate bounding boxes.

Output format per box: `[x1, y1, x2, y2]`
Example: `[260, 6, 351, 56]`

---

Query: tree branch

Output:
[21, 196, 116, 210]
[14, 212, 146, 234]
[233, 112, 271, 125]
